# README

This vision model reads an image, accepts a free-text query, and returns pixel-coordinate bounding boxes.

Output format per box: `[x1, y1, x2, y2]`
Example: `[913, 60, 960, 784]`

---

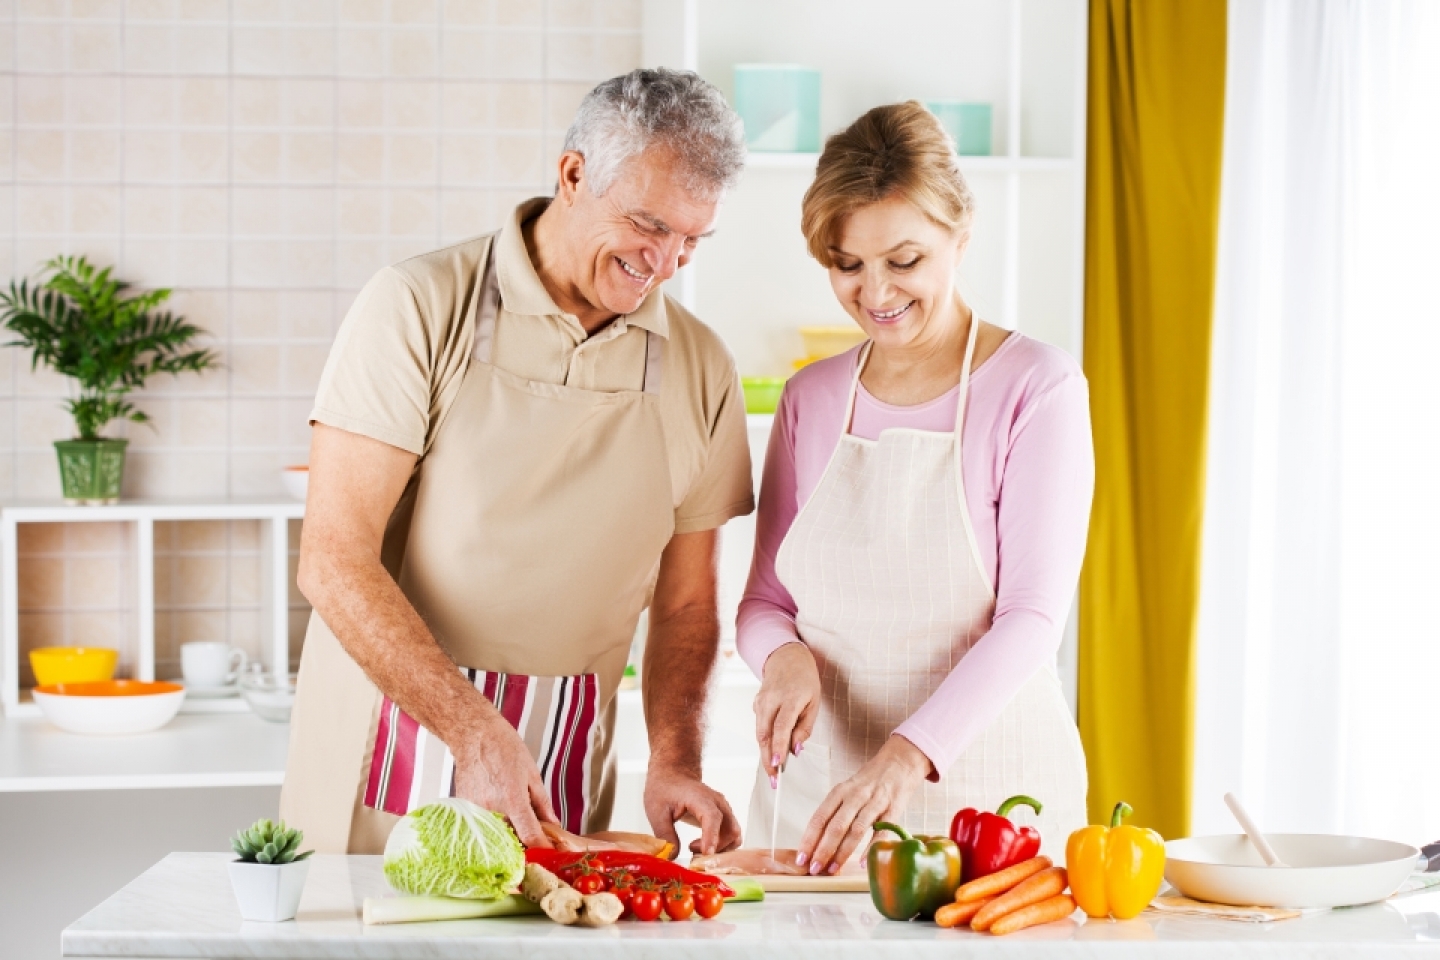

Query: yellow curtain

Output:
[1079, 0, 1228, 840]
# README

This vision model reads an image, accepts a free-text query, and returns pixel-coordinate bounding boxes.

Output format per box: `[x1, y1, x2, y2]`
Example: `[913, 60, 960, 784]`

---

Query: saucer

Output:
[175, 679, 239, 699]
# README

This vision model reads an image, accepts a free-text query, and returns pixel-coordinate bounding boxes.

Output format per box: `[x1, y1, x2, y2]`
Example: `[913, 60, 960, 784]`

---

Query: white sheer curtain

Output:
[1193, 0, 1440, 841]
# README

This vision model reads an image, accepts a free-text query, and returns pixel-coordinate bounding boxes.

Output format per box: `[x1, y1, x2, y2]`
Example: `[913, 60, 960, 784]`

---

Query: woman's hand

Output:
[753, 642, 821, 781]
[797, 734, 933, 874]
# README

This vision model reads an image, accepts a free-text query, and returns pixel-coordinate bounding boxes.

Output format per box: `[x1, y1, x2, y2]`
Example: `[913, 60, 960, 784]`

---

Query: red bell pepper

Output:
[949, 794, 1044, 883]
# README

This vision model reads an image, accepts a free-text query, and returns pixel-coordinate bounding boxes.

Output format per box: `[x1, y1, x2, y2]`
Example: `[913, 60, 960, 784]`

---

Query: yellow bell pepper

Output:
[1066, 801, 1166, 920]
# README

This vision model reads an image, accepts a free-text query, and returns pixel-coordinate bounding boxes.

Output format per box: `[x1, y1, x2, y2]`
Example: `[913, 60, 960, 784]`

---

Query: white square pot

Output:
[227, 859, 310, 922]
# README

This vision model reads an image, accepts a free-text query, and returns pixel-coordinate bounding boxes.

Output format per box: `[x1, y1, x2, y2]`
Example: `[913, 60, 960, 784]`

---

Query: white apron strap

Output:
[472, 244, 664, 396]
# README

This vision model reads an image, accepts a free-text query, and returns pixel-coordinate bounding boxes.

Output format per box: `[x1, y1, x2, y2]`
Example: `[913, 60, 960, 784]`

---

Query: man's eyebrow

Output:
[632, 211, 716, 240]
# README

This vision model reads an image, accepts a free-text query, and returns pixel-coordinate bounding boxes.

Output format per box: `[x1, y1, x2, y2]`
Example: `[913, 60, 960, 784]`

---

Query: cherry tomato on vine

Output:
[630, 888, 664, 922]
[610, 884, 634, 918]
[693, 885, 724, 919]
[663, 884, 695, 921]
[572, 872, 606, 895]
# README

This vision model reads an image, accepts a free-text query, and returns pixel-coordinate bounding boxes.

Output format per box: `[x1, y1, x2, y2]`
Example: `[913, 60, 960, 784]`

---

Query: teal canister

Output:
[734, 64, 821, 152]
[925, 101, 993, 156]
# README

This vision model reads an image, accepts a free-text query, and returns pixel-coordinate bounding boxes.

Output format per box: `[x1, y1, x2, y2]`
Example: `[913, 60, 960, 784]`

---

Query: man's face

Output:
[561, 146, 722, 317]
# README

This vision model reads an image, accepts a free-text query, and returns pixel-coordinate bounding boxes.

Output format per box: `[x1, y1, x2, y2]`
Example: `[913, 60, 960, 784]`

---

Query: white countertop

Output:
[0, 713, 289, 792]
[62, 853, 1440, 959]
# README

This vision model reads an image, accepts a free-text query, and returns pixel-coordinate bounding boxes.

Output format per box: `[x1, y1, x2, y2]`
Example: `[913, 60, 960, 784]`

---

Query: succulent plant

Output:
[231, 818, 313, 865]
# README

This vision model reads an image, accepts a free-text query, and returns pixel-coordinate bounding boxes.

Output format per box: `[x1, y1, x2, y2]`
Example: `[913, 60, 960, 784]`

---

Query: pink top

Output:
[737, 333, 1094, 777]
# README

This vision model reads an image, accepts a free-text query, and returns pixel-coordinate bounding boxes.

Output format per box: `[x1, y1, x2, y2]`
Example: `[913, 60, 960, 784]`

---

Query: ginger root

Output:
[521, 863, 622, 927]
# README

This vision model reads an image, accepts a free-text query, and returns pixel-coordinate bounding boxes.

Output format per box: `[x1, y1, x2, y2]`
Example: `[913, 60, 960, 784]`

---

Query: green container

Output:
[741, 377, 787, 414]
[734, 64, 821, 153]
[54, 439, 128, 505]
[925, 101, 993, 156]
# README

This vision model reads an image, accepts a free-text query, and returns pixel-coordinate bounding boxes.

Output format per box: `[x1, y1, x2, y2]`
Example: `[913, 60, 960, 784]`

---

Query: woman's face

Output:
[827, 195, 967, 350]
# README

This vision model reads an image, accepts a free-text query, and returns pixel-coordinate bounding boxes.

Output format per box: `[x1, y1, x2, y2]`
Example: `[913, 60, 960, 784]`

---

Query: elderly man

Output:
[279, 69, 752, 856]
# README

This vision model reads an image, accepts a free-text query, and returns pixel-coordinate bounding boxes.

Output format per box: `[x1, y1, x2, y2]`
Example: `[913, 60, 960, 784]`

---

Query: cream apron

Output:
[281, 234, 675, 853]
[747, 321, 1088, 862]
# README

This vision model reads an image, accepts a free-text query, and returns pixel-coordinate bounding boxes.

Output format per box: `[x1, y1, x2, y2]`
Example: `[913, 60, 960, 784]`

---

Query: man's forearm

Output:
[301, 543, 501, 751]
[642, 605, 721, 774]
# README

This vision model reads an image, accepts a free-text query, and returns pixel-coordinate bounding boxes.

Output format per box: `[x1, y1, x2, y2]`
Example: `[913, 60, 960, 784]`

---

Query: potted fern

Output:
[228, 819, 313, 922]
[0, 255, 218, 504]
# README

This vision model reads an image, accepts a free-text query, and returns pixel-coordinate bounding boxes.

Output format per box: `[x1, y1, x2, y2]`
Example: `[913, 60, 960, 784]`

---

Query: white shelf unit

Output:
[1, 499, 305, 718]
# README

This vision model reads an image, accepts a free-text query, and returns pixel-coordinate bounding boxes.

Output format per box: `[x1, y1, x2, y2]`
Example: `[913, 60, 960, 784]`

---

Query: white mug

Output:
[180, 641, 247, 688]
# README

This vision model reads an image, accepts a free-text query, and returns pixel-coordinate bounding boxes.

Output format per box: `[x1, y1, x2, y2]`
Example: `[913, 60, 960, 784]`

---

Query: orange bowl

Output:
[33, 680, 186, 735]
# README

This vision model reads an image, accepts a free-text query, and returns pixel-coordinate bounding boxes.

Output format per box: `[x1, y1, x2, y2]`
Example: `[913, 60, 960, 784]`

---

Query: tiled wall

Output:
[3, 0, 641, 687]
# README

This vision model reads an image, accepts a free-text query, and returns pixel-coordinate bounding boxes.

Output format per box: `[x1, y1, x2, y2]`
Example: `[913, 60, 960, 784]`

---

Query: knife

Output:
[770, 760, 784, 861]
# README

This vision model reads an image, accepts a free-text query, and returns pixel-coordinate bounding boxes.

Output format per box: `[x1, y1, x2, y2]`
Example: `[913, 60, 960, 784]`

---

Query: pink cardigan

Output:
[736, 333, 1094, 777]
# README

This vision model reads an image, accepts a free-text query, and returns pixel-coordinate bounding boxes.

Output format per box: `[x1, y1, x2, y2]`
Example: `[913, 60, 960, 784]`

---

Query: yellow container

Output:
[29, 646, 119, 686]
[799, 325, 866, 360]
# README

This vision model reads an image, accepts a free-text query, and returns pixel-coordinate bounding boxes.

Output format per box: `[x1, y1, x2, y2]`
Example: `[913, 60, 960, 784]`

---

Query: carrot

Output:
[989, 893, 1077, 936]
[954, 856, 1052, 903]
[934, 897, 992, 929]
[970, 866, 1067, 932]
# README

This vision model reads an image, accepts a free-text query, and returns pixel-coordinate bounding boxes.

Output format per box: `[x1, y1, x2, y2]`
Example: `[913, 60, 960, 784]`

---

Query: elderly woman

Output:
[738, 102, 1092, 874]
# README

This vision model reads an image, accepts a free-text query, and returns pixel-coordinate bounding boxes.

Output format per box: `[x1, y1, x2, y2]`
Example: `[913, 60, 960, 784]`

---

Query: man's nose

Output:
[643, 236, 688, 281]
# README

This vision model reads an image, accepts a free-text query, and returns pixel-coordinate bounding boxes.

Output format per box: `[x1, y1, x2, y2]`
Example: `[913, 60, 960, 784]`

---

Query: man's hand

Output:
[644, 763, 742, 856]
[452, 714, 559, 848]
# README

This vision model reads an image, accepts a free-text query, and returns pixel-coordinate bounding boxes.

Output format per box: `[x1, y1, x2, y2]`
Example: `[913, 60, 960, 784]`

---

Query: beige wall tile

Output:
[70, 130, 122, 180]
[233, 519, 264, 551]
[285, 28, 337, 76]
[229, 609, 264, 660]
[232, 186, 283, 235]
[18, 522, 65, 555]
[67, 521, 126, 554]
[233, 132, 282, 182]
[595, 33, 641, 78]
[18, 76, 65, 125]
[490, 0, 543, 27]
[230, 402, 283, 451]
[440, 29, 486, 78]
[485, 31, 544, 80]
[337, 132, 384, 181]
[68, 556, 123, 609]
[549, 0, 595, 31]
[174, 186, 228, 235]
[178, 78, 229, 126]
[124, 398, 175, 448]
[546, 33, 593, 82]
[492, 133, 543, 186]
[441, 82, 492, 130]
[175, 399, 227, 448]
[123, 23, 174, 74]
[0, 77, 14, 126]
[124, 129, 175, 181]
[234, 0, 280, 19]
[284, 132, 336, 182]
[440, 133, 488, 184]
[16, 23, 64, 74]
[337, 237, 385, 286]
[230, 449, 291, 496]
[180, 0, 228, 19]
[387, 81, 437, 128]
[175, 554, 226, 606]
[496, 81, 546, 130]
[129, 0, 179, 19]
[387, 133, 437, 182]
[284, 188, 334, 235]
[338, 80, 384, 127]
[282, 398, 315, 446]
[17, 399, 74, 447]
[125, 78, 176, 127]
[279, 290, 333, 337]
[282, 239, 334, 287]
[18, 557, 66, 609]
[122, 237, 175, 283]
[390, 0, 435, 23]
[17, 130, 66, 181]
[440, 189, 490, 241]
[337, 187, 384, 235]
[283, 343, 330, 393]
[338, 27, 385, 77]
[70, 186, 121, 235]
[234, 78, 282, 127]
[70, 21, 122, 73]
[284, 0, 333, 23]
[389, 29, 438, 78]
[173, 238, 228, 287]
[71, 0, 123, 17]
[284, 79, 335, 127]
[177, 519, 227, 551]
[232, 291, 281, 339]
[230, 343, 283, 394]
[177, 131, 229, 182]
[172, 609, 225, 644]
[598, 0, 641, 29]
[16, 186, 66, 235]
[546, 81, 590, 130]
[340, 0, 384, 22]
[174, 24, 230, 74]
[67, 76, 122, 126]
[230, 552, 262, 605]
[234, 26, 285, 75]
[387, 188, 436, 235]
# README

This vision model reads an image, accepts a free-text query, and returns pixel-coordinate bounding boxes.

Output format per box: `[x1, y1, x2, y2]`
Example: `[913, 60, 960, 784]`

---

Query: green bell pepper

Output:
[866, 821, 962, 921]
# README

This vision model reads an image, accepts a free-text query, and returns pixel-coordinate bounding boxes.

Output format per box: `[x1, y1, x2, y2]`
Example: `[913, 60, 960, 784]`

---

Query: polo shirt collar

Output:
[495, 197, 670, 339]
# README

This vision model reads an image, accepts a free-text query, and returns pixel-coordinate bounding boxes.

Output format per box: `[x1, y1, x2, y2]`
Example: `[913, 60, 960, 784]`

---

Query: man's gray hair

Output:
[563, 68, 746, 200]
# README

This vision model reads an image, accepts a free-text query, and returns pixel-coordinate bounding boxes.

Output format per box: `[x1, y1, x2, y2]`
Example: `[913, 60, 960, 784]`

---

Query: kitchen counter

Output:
[63, 854, 1440, 958]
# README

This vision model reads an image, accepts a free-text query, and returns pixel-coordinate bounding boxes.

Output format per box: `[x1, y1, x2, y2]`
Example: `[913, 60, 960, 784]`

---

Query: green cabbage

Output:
[382, 798, 525, 899]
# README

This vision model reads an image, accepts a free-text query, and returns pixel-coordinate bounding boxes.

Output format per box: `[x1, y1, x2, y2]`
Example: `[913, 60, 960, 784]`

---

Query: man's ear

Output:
[555, 151, 586, 205]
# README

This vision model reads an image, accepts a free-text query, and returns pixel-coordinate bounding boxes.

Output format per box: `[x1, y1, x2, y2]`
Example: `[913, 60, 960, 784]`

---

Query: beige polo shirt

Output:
[311, 198, 754, 535]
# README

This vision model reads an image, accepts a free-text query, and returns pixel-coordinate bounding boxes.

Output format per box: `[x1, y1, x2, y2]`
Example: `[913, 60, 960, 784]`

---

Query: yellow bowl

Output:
[29, 646, 119, 686]
[799, 325, 866, 360]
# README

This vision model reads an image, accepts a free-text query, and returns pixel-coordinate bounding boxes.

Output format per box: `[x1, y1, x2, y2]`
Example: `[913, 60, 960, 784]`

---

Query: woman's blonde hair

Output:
[801, 101, 975, 267]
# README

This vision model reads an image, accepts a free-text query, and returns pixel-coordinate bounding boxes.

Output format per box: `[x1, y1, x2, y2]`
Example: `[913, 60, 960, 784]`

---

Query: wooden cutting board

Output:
[746, 874, 870, 893]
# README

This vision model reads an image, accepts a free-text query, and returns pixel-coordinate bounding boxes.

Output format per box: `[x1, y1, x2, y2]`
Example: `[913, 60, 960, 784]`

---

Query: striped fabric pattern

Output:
[362, 668, 599, 833]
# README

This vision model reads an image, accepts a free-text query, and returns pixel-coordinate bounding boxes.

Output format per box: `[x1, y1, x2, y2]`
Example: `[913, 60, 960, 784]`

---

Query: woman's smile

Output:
[867, 300, 916, 324]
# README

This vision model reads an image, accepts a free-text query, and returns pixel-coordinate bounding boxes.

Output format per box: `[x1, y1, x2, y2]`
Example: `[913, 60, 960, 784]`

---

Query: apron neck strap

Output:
[473, 238, 666, 397]
[842, 311, 982, 435]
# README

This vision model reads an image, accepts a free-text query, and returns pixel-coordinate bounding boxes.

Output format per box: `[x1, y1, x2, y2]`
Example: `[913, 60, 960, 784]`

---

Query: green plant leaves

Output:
[0, 255, 219, 440]
[231, 818, 312, 865]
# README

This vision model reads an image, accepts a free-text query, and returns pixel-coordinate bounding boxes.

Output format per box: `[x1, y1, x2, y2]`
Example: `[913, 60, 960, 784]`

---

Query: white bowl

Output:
[33, 680, 186, 735]
[1166, 834, 1420, 908]
[239, 672, 296, 723]
[281, 466, 308, 501]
